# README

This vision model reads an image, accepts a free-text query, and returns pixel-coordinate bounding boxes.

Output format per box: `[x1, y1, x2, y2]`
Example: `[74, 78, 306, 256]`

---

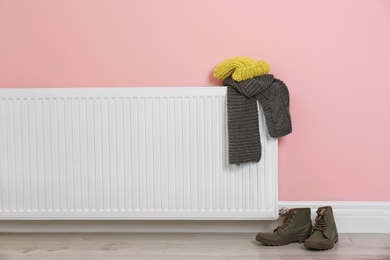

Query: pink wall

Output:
[1, 0, 390, 201]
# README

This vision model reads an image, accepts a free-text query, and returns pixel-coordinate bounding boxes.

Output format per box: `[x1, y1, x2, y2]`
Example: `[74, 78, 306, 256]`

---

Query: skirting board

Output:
[279, 201, 390, 234]
[0, 201, 389, 233]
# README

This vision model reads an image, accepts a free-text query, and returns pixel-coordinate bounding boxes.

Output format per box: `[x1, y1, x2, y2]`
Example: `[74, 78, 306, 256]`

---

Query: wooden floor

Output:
[0, 233, 389, 260]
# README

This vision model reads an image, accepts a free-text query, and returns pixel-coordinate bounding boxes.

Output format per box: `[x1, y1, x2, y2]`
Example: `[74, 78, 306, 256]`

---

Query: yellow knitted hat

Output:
[213, 56, 270, 82]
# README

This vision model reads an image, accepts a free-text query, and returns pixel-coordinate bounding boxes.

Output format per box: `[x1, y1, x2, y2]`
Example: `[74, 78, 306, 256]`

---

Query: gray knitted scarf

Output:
[224, 74, 292, 165]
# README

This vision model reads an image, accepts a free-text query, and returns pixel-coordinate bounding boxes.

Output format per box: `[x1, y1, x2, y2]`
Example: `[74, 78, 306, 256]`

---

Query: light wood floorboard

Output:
[0, 233, 389, 260]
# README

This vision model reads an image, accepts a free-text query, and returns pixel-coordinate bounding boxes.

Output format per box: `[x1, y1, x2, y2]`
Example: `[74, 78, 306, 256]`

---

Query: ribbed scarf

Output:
[224, 74, 292, 164]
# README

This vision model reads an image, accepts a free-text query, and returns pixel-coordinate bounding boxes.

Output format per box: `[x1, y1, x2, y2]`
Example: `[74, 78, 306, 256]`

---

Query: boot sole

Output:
[304, 234, 339, 250]
[255, 234, 310, 246]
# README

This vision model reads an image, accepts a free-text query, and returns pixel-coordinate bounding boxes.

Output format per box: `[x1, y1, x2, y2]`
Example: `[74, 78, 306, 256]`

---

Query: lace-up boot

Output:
[304, 206, 338, 250]
[256, 208, 312, 246]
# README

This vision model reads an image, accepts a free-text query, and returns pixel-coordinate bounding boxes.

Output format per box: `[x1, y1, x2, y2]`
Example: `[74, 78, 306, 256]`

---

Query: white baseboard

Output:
[0, 201, 389, 233]
[279, 201, 390, 233]
[0, 220, 279, 234]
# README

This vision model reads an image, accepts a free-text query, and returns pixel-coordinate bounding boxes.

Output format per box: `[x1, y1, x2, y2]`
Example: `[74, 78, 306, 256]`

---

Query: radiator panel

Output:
[0, 88, 278, 220]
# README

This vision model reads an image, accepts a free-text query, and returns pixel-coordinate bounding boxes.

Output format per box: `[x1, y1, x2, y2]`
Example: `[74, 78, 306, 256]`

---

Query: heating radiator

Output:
[0, 87, 278, 220]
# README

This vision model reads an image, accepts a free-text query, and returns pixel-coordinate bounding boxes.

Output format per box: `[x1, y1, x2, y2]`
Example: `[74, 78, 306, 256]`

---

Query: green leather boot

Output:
[304, 206, 339, 250]
[256, 208, 312, 246]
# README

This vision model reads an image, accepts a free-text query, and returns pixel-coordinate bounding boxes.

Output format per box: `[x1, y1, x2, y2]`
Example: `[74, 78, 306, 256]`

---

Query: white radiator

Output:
[0, 87, 278, 220]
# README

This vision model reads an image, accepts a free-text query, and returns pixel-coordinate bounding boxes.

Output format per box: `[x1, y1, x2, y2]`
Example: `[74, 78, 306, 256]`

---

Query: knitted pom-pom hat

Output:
[213, 56, 270, 82]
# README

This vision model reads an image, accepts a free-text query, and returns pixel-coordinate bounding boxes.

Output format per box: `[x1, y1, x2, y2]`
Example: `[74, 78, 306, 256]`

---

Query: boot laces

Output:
[313, 208, 328, 232]
[275, 208, 295, 232]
